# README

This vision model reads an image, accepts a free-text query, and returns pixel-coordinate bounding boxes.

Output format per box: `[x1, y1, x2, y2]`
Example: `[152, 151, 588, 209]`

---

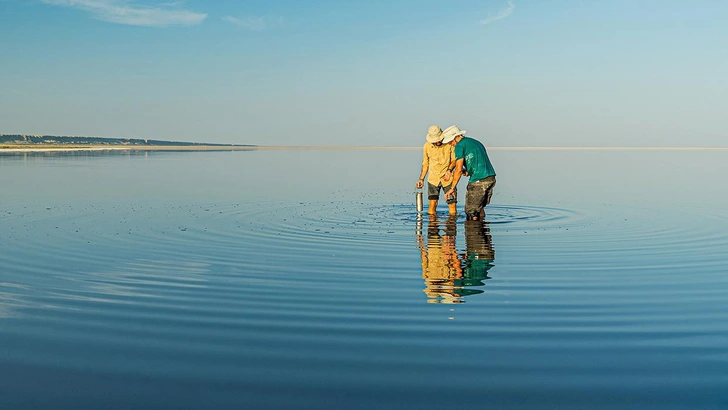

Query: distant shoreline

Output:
[2, 144, 727, 152]
[0, 135, 256, 152]
[0, 144, 257, 152]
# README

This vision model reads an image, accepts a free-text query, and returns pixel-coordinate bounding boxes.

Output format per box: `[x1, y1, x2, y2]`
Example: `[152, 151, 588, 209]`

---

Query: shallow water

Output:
[1, 149, 727, 409]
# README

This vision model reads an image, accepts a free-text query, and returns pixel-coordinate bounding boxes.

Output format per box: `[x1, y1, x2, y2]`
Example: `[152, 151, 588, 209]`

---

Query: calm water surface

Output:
[1, 149, 727, 409]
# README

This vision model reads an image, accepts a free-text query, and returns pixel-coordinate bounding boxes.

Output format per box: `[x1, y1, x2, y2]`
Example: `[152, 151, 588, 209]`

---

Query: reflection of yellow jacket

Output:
[421, 239, 463, 304]
[422, 143, 455, 186]
[421, 239, 462, 281]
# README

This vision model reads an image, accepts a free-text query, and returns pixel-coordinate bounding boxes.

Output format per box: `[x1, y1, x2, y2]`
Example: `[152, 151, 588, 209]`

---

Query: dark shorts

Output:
[427, 182, 457, 204]
[465, 176, 496, 217]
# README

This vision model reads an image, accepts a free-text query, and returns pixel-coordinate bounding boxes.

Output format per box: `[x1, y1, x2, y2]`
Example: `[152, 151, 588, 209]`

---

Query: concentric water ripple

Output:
[2, 199, 726, 288]
[2, 195, 727, 409]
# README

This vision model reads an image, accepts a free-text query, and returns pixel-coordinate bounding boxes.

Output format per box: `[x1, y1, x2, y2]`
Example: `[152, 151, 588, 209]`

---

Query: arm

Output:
[445, 158, 464, 199]
[443, 145, 456, 182]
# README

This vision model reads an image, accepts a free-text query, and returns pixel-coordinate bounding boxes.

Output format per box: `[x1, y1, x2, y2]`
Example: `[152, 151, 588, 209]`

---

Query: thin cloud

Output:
[480, 0, 515, 25]
[41, 0, 207, 27]
[223, 15, 285, 31]
[223, 15, 266, 31]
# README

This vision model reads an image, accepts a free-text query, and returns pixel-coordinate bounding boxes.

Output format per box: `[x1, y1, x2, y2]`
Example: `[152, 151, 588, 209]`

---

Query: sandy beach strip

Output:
[0, 145, 256, 152]
[2, 145, 726, 152]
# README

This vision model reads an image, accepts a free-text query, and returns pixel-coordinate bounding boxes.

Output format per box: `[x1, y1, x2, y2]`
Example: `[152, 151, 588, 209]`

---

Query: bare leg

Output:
[428, 199, 438, 215]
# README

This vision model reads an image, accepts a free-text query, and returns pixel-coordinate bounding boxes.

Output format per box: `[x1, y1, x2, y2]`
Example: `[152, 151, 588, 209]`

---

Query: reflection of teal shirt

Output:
[463, 256, 494, 286]
[454, 137, 496, 181]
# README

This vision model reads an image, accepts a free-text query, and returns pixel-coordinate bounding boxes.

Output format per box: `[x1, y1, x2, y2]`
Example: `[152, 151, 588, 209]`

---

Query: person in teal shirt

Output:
[442, 125, 497, 220]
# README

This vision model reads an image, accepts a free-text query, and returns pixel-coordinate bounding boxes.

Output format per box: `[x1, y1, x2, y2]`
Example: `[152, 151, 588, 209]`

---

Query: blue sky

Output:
[1, 0, 726, 146]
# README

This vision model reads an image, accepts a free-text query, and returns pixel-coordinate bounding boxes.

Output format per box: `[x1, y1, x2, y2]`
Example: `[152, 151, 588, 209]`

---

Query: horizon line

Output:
[3, 145, 728, 153]
[254, 145, 728, 151]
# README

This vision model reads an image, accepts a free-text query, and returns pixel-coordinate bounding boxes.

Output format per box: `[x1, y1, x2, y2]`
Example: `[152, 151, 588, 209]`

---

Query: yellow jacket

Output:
[421, 142, 455, 186]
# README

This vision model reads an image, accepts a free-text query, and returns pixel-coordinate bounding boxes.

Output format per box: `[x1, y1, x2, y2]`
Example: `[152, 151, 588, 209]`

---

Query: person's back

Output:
[422, 141, 455, 184]
[454, 137, 496, 181]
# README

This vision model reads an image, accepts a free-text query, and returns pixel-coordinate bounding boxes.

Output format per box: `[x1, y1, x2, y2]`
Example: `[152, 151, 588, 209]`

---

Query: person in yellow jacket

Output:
[415, 125, 457, 215]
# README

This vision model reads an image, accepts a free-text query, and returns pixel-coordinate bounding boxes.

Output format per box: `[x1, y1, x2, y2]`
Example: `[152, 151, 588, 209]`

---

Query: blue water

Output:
[1, 149, 727, 409]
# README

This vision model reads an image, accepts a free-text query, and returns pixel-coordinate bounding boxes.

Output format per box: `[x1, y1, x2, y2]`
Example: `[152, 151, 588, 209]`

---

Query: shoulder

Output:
[464, 136, 483, 147]
[453, 142, 464, 156]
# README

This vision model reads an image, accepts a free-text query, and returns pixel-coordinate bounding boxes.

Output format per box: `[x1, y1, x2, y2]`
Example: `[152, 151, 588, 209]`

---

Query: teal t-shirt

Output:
[454, 136, 496, 181]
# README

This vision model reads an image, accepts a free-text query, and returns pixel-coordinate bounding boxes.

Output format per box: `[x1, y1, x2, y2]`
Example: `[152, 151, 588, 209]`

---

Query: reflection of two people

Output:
[416, 215, 495, 304]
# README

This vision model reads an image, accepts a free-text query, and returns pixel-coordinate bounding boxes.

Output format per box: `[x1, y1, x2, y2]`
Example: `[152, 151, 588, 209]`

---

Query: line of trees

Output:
[0, 135, 238, 146]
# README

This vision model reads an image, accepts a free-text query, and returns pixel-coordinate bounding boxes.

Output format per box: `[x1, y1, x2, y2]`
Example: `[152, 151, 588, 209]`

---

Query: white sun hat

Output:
[441, 125, 466, 144]
[425, 125, 443, 143]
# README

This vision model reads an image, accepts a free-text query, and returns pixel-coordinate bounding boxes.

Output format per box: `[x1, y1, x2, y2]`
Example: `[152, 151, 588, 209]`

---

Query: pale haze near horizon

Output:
[1, 0, 726, 147]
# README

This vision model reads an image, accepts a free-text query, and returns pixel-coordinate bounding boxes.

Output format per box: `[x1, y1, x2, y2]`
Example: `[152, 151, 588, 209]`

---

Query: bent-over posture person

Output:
[416, 125, 457, 215]
[442, 125, 496, 221]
